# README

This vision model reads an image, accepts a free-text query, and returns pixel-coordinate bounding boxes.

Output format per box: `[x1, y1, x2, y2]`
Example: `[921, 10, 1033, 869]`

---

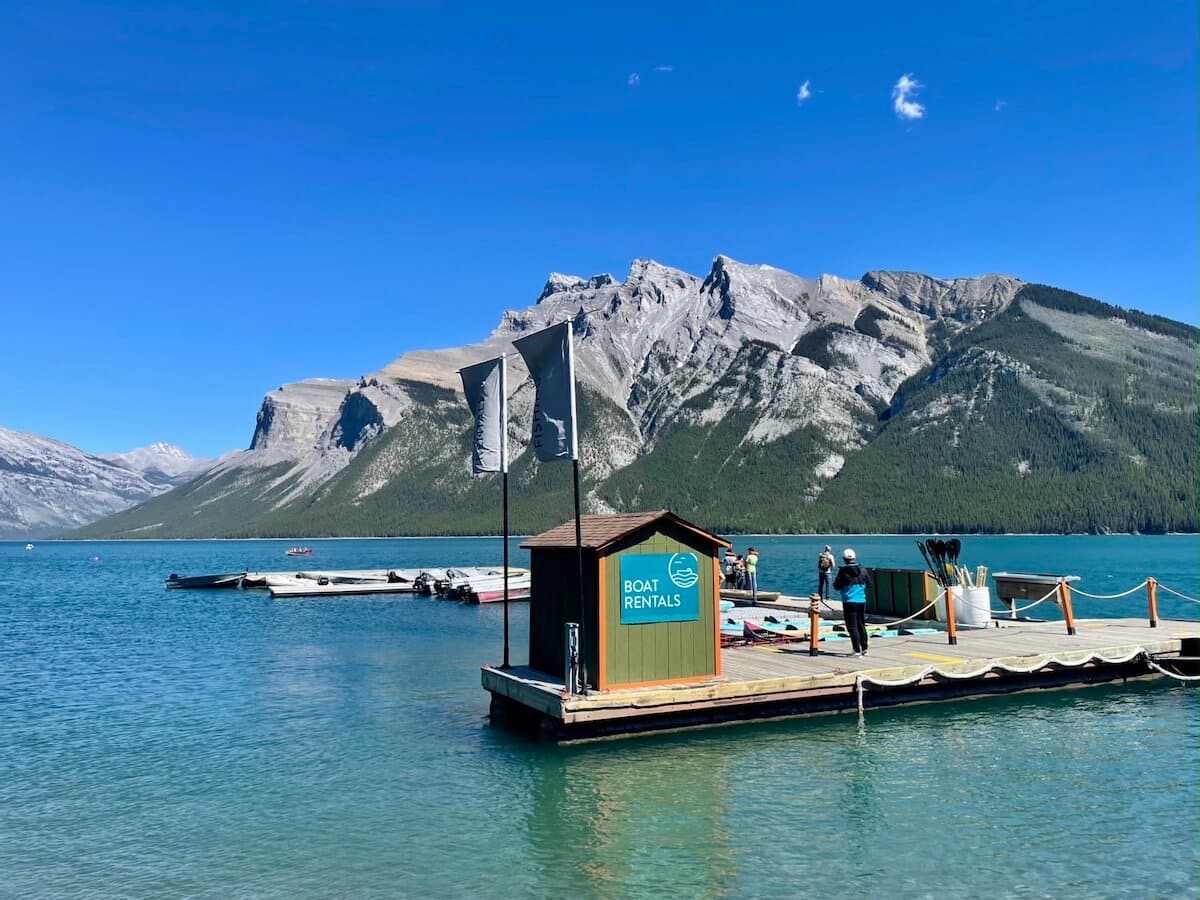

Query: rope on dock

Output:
[989, 584, 1060, 617]
[874, 591, 945, 629]
[853, 647, 1183, 711]
[1158, 584, 1200, 605]
[853, 646, 1198, 713]
[1143, 656, 1200, 682]
[1071, 580, 1149, 600]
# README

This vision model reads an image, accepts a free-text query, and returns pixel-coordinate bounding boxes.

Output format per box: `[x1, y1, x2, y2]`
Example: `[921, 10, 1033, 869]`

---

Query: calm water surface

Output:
[1, 536, 1197, 897]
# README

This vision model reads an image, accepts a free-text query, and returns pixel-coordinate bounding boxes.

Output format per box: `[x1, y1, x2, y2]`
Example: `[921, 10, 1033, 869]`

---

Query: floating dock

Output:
[267, 580, 418, 599]
[484, 617, 1199, 742]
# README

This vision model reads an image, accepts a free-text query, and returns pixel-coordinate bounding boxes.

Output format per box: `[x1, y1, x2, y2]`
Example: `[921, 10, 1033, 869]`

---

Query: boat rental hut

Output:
[521, 511, 729, 692]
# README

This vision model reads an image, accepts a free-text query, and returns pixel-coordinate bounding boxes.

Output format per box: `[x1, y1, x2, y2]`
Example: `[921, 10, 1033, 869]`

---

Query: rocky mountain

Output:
[102, 442, 214, 487]
[73, 256, 1198, 538]
[0, 430, 213, 538]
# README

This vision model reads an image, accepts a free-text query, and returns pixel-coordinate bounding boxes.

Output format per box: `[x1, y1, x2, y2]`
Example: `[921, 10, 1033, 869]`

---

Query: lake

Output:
[1, 535, 1197, 897]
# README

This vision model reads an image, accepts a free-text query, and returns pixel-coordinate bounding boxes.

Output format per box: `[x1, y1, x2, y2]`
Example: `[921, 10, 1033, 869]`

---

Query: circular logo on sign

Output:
[668, 553, 699, 589]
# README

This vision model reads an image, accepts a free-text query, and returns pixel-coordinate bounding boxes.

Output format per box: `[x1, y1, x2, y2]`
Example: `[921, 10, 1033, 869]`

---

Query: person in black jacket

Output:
[833, 548, 872, 656]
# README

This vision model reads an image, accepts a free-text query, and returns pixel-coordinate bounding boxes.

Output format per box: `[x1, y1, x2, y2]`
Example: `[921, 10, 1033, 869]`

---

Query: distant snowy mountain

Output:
[102, 442, 214, 487]
[0, 429, 213, 538]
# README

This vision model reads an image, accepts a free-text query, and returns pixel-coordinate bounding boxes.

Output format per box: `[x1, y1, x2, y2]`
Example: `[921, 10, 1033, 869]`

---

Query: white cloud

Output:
[627, 72, 640, 87]
[892, 73, 925, 120]
[654, 65, 673, 73]
[994, 99, 1007, 112]
[796, 79, 812, 104]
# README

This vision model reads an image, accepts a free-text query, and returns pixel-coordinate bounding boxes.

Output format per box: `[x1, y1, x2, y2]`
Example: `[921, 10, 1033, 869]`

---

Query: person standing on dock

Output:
[723, 546, 738, 586]
[834, 548, 872, 657]
[746, 547, 759, 603]
[817, 545, 835, 601]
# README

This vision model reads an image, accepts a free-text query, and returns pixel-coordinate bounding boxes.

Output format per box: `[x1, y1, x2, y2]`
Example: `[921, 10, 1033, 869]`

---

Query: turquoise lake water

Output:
[1, 535, 1197, 897]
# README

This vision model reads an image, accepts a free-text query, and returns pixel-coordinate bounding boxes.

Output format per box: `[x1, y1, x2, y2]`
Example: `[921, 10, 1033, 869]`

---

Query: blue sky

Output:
[1, 1, 1195, 458]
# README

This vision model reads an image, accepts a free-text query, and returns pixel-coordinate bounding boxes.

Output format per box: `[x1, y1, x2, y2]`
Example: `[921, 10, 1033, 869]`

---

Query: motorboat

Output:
[166, 572, 247, 589]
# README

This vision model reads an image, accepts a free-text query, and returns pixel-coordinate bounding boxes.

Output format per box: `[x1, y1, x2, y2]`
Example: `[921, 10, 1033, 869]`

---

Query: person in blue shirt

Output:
[833, 548, 872, 657]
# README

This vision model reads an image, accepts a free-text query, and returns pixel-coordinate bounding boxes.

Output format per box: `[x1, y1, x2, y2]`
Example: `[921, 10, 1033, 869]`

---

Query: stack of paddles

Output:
[916, 538, 972, 589]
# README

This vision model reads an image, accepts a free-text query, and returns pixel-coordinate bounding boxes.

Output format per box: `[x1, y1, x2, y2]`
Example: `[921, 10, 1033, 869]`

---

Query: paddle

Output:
[948, 538, 961, 568]
[925, 539, 947, 587]
[916, 540, 937, 580]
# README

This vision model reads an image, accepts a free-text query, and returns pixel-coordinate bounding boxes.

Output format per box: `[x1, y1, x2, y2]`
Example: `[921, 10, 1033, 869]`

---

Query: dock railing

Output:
[992, 576, 1198, 635]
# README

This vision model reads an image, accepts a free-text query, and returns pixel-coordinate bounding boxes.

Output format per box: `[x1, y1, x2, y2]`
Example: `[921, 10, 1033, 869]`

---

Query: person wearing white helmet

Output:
[834, 547, 873, 656]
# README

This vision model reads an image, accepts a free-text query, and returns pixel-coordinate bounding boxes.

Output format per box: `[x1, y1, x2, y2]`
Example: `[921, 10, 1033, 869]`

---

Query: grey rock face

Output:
[249, 378, 354, 455]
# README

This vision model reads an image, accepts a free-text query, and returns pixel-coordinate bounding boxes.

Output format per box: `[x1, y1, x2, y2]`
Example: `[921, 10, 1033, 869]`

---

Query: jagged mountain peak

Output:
[537, 271, 616, 303]
[862, 270, 1023, 322]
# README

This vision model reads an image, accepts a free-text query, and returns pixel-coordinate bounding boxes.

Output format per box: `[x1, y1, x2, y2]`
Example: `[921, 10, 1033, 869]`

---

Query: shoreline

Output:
[8, 532, 1198, 544]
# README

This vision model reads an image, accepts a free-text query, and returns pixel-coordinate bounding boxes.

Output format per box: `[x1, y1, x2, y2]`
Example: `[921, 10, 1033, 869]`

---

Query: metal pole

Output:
[572, 459, 588, 690]
[500, 353, 510, 668]
[565, 622, 582, 694]
[501, 471, 510, 668]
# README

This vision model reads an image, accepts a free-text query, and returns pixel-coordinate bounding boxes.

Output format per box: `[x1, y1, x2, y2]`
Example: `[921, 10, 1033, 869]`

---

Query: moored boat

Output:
[457, 573, 533, 603]
[166, 572, 247, 589]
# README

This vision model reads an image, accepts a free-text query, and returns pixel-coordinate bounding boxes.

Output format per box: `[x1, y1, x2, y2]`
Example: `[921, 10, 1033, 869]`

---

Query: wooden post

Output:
[1147, 577, 1158, 628]
[945, 587, 958, 645]
[808, 594, 821, 657]
[1058, 579, 1077, 636]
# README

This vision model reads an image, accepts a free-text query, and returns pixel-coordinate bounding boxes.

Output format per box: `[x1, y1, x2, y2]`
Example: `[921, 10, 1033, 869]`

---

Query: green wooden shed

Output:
[521, 511, 730, 691]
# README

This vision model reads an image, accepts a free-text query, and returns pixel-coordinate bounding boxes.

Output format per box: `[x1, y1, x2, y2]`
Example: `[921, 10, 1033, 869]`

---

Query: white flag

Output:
[459, 356, 508, 474]
[513, 321, 578, 462]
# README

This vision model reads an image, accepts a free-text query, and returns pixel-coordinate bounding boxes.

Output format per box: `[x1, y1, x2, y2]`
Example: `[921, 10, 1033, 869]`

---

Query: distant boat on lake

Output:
[25, 543, 34, 551]
[286, 547, 314, 557]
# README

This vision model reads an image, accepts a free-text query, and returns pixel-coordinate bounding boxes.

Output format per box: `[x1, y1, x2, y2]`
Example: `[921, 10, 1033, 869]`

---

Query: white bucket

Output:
[942, 586, 992, 628]
[936, 586, 992, 627]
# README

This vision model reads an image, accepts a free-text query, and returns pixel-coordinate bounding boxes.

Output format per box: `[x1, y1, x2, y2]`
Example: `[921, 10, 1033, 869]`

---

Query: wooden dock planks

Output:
[483, 617, 1198, 739]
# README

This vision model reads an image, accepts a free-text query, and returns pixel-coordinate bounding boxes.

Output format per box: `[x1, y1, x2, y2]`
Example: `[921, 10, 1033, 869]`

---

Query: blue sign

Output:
[619, 552, 702, 625]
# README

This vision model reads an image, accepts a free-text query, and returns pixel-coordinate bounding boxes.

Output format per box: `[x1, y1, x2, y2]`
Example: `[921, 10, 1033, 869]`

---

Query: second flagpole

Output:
[501, 355, 510, 669]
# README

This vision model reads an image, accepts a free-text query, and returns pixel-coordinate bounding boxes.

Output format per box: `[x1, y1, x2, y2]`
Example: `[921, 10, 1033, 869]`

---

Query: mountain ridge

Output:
[70, 255, 1198, 538]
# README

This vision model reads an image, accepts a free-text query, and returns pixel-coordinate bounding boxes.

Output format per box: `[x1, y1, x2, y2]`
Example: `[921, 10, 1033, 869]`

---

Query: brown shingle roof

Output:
[521, 510, 730, 551]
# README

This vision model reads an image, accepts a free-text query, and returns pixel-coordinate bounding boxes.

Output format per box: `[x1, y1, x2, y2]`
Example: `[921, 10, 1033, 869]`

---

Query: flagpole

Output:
[500, 355, 510, 669]
[566, 326, 588, 690]
[571, 458, 586, 689]
[501, 470, 510, 668]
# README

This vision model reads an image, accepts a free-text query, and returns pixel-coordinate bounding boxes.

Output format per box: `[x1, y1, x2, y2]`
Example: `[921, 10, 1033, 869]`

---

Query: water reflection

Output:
[527, 739, 736, 897]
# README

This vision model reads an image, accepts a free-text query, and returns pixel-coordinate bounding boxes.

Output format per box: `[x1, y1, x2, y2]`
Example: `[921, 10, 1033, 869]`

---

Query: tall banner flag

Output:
[459, 354, 512, 667]
[459, 356, 508, 475]
[512, 321, 578, 463]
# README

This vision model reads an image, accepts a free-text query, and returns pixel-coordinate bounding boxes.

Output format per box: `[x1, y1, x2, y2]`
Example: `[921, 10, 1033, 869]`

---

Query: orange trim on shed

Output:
[597, 552, 608, 691]
[713, 556, 723, 677]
